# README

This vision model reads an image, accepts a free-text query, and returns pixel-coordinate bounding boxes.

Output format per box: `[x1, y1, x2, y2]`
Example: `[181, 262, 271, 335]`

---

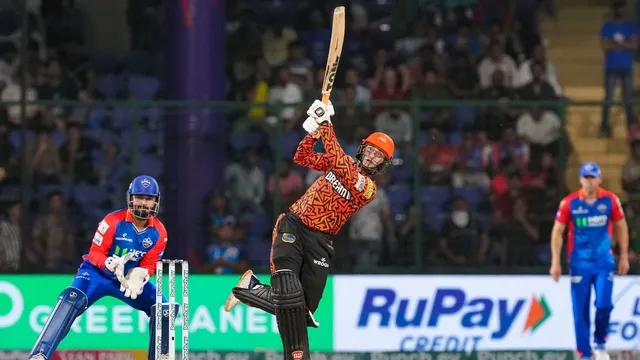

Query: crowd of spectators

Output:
[0, 0, 635, 274]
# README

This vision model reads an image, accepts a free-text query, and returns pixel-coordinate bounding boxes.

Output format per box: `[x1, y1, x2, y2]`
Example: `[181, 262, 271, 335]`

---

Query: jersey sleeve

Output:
[555, 197, 571, 224]
[293, 135, 333, 172]
[87, 215, 118, 269]
[317, 122, 360, 187]
[139, 225, 168, 277]
[611, 194, 625, 221]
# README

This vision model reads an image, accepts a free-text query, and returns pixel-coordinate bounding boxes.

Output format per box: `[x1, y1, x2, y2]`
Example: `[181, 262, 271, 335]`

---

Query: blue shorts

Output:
[72, 260, 167, 315]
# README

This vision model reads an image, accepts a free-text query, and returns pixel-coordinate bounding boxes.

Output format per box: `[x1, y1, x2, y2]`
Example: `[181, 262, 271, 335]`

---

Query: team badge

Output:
[597, 204, 607, 213]
[141, 178, 151, 188]
[142, 237, 153, 248]
[363, 180, 374, 200]
[282, 233, 296, 243]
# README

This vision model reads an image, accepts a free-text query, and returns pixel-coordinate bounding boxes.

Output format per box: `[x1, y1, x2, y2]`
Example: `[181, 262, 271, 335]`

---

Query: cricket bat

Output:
[321, 6, 346, 105]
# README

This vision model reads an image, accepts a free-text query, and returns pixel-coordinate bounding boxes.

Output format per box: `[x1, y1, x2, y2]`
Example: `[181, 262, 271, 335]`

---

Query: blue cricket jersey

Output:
[82, 209, 168, 279]
[555, 188, 624, 267]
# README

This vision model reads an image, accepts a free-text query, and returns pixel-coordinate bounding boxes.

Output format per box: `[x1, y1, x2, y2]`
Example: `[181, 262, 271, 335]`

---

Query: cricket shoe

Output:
[593, 346, 609, 360]
[224, 270, 261, 312]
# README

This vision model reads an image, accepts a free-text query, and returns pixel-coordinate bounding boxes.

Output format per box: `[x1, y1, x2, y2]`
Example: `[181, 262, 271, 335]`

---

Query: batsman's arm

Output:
[139, 224, 168, 277]
[293, 133, 333, 172]
[87, 215, 118, 269]
[317, 122, 356, 185]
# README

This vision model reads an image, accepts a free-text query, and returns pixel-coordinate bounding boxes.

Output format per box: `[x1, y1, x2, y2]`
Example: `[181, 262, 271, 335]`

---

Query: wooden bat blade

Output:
[321, 6, 346, 104]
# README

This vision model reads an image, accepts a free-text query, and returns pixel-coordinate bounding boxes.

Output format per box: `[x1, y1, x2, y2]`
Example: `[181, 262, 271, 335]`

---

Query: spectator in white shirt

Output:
[516, 107, 562, 158]
[515, 44, 562, 95]
[1, 70, 39, 125]
[478, 41, 518, 89]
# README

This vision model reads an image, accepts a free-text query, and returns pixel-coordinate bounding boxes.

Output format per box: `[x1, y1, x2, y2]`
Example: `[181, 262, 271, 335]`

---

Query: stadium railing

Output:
[2, 98, 636, 275]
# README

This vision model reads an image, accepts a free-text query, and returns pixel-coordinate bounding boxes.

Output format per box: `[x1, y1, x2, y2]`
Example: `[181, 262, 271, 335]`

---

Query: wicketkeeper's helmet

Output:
[126, 175, 161, 219]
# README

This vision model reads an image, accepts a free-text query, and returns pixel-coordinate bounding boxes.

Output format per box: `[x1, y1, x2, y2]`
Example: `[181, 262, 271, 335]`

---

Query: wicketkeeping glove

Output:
[105, 252, 133, 285]
[120, 267, 150, 300]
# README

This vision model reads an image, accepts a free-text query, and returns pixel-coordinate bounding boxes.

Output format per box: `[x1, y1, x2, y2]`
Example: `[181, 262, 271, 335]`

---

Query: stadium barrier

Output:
[2, 97, 581, 273]
[0, 275, 638, 352]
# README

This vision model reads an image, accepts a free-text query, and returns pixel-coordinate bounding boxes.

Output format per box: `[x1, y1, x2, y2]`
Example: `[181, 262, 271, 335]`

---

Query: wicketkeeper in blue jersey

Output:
[550, 162, 630, 360]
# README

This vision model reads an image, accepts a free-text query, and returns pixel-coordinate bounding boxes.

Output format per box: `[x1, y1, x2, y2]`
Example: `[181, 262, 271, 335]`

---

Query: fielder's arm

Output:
[139, 227, 168, 277]
[611, 195, 629, 259]
[87, 214, 118, 268]
[550, 221, 566, 266]
[551, 198, 570, 266]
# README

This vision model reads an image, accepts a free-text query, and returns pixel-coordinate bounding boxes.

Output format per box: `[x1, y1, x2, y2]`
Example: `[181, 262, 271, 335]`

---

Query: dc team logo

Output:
[141, 178, 151, 188]
[142, 237, 153, 248]
[292, 351, 304, 360]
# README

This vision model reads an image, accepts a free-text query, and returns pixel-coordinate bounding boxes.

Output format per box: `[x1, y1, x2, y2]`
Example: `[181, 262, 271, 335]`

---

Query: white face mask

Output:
[451, 210, 469, 227]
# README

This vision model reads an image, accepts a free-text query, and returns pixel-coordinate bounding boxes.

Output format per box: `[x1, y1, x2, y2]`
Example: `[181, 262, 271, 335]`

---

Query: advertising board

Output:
[0, 275, 334, 351]
[333, 276, 640, 352]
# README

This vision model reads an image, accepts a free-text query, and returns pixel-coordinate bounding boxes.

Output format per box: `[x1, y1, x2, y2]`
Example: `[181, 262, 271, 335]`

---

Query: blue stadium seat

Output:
[247, 241, 271, 267]
[282, 131, 303, 158]
[448, 131, 462, 145]
[390, 206, 407, 227]
[258, 157, 274, 176]
[136, 155, 164, 178]
[0, 185, 19, 200]
[38, 185, 72, 200]
[95, 74, 122, 99]
[112, 107, 131, 129]
[390, 157, 413, 184]
[452, 106, 476, 129]
[84, 129, 118, 144]
[9, 130, 35, 149]
[246, 211, 271, 237]
[425, 211, 450, 232]
[453, 187, 487, 210]
[51, 130, 66, 147]
[387, 184, 412, 210]
[127, 75, 160, 100]
[73, 186, 108, 209]
[120, 132, 157, 153]
[420, 186, 451, 212]
[230, 131, 262, 152]
[145, 107, 163, 124]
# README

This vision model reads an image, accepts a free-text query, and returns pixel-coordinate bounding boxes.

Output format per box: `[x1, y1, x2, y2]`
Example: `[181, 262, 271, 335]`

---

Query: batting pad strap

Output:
[233, 286, 275, 314]
[271, 269, 305, 309]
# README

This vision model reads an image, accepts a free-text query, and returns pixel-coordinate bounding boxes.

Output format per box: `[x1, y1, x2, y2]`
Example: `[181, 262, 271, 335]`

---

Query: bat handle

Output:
[321, 93, 330, 104]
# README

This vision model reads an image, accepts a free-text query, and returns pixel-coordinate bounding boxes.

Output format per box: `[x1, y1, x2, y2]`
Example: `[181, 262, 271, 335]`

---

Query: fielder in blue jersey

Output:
[28, 176, 175, 360]
[550, 162, 630, 360]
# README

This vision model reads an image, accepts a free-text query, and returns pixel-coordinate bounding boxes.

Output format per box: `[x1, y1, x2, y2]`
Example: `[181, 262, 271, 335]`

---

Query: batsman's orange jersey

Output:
[290, 123, 377, 235]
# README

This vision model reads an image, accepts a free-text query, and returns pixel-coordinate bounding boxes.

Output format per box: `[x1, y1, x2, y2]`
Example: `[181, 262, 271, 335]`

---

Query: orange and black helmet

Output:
[355, 132, 395, 175]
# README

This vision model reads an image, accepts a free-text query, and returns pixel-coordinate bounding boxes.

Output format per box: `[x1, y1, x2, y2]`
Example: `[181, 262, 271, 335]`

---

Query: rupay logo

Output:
[356, 288, 551, 351]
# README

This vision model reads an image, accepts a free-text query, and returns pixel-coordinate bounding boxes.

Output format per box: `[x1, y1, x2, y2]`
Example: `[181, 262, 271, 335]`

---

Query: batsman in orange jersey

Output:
[223, 99, 394, 360]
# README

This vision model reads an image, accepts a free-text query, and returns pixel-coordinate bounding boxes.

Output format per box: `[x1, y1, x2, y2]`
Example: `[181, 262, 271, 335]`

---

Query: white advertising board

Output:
[333, 276, 640, 352]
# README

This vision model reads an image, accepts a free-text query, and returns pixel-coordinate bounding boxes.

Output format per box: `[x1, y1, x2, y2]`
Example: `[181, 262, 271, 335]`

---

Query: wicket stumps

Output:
[155, 259, 189, 360]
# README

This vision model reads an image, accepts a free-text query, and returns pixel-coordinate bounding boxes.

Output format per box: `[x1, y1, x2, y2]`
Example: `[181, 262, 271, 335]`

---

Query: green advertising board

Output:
[0, 275, 334, 351]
